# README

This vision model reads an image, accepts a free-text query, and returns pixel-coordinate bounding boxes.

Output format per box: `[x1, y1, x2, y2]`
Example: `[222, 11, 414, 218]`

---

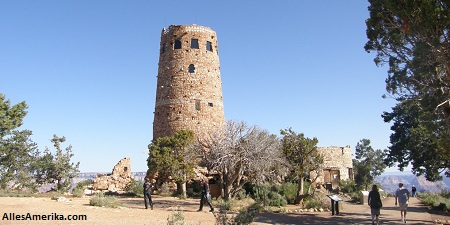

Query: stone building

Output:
[153, 24, 225, 140]
[93, 157, 134, 192]
[314, 146, 354, 190]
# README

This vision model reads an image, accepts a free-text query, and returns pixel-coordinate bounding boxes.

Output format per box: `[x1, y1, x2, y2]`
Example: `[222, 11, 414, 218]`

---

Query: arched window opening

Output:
[188, 64, 195, 73]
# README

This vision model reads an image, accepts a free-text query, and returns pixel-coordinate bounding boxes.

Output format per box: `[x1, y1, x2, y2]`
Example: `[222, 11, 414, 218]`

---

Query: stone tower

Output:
[153, 24, 225, 140]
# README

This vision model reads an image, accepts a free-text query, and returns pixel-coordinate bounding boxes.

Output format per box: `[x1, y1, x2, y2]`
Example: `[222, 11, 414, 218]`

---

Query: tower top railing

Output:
[162, 24, 215, 36]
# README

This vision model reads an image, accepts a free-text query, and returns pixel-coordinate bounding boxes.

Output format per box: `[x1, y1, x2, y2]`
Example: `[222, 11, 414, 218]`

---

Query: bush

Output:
[167, 207, 185, 225]
[419, 191, 450, 211]
[339, 180, 357, 194]
[158, 183, 177, 197]
[279, 182, 297, 204]
[252, 184, 288, 207]
[72, 187, 84, 198]
[0, 189, 33, 197]
[125, 179, 144, 197]
[214, 206, 256, 225]
[89, 192, 121, 208]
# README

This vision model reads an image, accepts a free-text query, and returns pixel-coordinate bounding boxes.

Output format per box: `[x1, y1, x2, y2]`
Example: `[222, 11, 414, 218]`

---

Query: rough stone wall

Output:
[93, 157, 134, 192]
[314, 146, 354, 184]
[153, 24, 225, 140]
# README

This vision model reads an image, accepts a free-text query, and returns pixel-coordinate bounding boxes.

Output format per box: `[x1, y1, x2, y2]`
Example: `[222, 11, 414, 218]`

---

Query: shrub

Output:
[125, 179, 144, 197]
[0, 189, 33, 197]
[339, 180, 357, 194]
[167, 207, 185, 225]
[89, 192, 121, 208]
[419, 192, 450, 211]
[279, 182, 297, 204]
[214, 206, 256, 225]
[158, 183, 177, 197]
[72, 187, 84, 198]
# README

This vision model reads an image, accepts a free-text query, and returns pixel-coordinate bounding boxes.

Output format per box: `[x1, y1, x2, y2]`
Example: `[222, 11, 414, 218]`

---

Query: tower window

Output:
[191, 39, 199, 49]
[206, 41, 213, 51]
[161, 43, 166, 54]
[208, 102, 213, 107]
[174, 39, 182, 49]
[188, 64, 195, 73]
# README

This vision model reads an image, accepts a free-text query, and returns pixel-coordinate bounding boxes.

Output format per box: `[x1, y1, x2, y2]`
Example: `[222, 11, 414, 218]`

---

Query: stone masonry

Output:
[313, 146, 354, 189]
[93, 157, 134, 192]
[153, 24, 225, 140]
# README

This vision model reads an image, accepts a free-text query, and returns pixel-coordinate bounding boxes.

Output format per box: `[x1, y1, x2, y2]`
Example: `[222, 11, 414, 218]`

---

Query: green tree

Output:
[353, 139, 387, 191]
[0, 94, 28, 138]
[34, 135, 80, 192]
[147, 130, 198, 198]
[0, 94, 41, 191]
[0, 130, 40, 190]
[280, 128, 323, 204]
[365, 0, 450, 180]
[199, 121, 282, 200]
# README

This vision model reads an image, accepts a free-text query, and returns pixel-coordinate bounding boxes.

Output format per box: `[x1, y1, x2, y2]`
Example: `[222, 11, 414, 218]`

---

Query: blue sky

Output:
[1, 1, 404, 173]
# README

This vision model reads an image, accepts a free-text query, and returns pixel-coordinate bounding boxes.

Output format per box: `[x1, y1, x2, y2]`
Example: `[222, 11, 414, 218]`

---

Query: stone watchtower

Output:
[153, 24, 225, 140]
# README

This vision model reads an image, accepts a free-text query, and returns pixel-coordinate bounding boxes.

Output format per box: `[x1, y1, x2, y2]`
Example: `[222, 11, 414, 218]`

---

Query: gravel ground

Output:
[0, 195, 448, 225]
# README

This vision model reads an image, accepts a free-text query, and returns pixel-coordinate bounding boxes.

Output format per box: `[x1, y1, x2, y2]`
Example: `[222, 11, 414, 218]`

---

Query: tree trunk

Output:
[295, 177, 305, 205]
[222, 169, 229, 200]
[176, 182, 187, 199]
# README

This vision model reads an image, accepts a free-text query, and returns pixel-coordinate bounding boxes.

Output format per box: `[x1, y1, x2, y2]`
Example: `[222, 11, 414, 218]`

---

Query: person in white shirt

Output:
[395, 183, 410, 223]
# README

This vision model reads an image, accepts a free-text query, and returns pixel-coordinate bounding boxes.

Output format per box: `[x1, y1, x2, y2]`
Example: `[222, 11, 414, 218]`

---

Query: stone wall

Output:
[313, 146, 354, 187]
[93, 157, 134, 192]
[153, 24, 225, 140]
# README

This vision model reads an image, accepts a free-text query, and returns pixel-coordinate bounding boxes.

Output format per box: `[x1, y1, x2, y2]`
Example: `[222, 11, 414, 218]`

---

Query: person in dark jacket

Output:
[197, 178, 214, 212]
[143, 178, 153, 210]
[368, 184, 383, 225]
[411, 185, 417, 197]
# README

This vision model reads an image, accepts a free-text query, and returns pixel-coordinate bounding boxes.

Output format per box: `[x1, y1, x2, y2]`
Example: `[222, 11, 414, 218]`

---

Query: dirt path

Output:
[0, 196, 448, 225]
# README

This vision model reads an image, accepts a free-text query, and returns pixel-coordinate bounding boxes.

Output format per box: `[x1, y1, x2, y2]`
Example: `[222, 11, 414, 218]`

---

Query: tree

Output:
[147, 130, 198, 198]
[199, 121, 282, 200]
[280, 128, 323, 204]
[0, 130, 40, 190]
[0, 94, 28, 138]
[353, 139, 387, 191]
[34, 135, 80, 192]
[365, 0, 450, 180]
[0, 94, 41, 190]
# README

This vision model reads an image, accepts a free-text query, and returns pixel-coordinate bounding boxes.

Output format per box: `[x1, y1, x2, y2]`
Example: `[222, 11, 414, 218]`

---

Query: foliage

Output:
[418, 191, 450, 211]
[0, 130, 40, 191]
[72, 179, 93, 198]
[199, 120, 282, 199]
[0, 94, 41, 191]
[280, 128, 323, 204]
[157, 182, 177, 197]
[89, 192, 122, 208]
[365, 0, 450, 181]
[167, 207, 185, 225]
[34, 135, 80, 192]
[214, 206, 257, 225]
[125, 179, 144, 196]
[0, 189, 33, 197]
[339, 179, 357, 194]
[353, 139, 387, 191]
[72, 187, 84, 198]
[148, 130, 198, 198]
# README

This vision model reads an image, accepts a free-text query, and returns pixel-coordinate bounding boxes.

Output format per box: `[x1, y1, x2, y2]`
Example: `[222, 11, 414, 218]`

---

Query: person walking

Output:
[197, 178, 214, 212]
[395, 183, 410, 223]
[411, 185, 417, 197]
[143, 178, 153, 210]
[368, 184, 383, 225]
